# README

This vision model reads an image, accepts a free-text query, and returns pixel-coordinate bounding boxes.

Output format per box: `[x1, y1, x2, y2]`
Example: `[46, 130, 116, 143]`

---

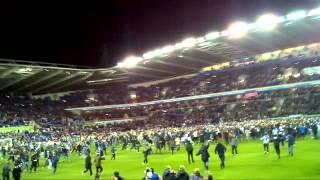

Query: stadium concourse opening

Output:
[0, 5, 320, 180]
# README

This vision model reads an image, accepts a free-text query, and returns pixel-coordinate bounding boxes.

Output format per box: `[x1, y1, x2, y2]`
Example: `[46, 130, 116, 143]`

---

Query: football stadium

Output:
[1, 3, 320, 180]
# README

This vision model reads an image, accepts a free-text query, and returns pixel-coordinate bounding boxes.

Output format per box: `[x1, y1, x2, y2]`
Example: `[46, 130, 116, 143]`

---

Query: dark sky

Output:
[0, 0, 318, 68]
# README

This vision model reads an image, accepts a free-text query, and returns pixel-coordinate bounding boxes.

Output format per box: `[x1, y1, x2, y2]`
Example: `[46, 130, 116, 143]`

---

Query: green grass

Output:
[1, 138, 319, 180]
[0, 126, 33, 133]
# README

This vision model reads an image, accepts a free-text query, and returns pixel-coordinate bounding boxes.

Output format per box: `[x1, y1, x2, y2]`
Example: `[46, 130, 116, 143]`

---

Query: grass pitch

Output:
[0, 126, 33, 133]
[1, 138, 319, 180]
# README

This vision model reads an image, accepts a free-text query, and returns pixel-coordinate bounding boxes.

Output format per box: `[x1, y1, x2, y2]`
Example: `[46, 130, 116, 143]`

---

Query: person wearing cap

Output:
[176, 165, 189, 180]
[190, 168, 204, 180]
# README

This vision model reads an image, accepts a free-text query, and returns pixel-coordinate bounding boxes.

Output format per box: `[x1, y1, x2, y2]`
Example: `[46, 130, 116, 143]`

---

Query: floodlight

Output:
[153, 49, 163, 56]
[123, 56, 142, 68]
[161, 45, 175, 54]
[130, 93, 137, 99]
[117, 62, 124, 68]
[220, 30, 229, 37]
[196, 37, 205, 43]
[256, 14, 280, 31]
[143, 48, 164, 59]
[174, 43, 183, 49]
[286, 10, 307, 20]
[205, 32, 220, 40]
[181, 37, 196, 48]
[247, 23, 257, 30]
[308, 8, 320, 16]
[227, 21, 249, 38]
[17, 68, 33, 73]
[143, 51, 156, 60]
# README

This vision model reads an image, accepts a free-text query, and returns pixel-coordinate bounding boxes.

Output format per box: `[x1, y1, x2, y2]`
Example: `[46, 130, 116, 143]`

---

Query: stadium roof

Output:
[0, 59, 127, 94]
[118, 8, 320, 83]
[1, 7, 320, 94]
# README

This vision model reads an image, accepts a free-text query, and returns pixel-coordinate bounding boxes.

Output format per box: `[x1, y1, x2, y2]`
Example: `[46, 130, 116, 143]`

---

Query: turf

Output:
[0, 126, 33, 133]
[1, 138, 319, 180]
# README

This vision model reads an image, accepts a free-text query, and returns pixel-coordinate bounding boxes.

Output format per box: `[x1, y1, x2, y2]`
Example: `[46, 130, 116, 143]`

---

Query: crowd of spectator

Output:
[2, 44, 320, 132]
[57, 46, 320, 109]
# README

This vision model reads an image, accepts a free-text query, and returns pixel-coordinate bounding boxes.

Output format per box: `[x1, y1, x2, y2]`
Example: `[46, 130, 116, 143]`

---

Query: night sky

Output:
[0, 0, 318, 68]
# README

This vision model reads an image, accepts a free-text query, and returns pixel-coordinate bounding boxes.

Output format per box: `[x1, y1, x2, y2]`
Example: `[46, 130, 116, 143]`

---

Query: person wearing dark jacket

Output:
[143, 146, 152, 165]
[185, 141, 194, 164]
[215, 142, 227, 169]
[176, 165, 189, 180]
[196, 143, 210, 171]
[51, 154, 59, 174]
[83, 154, 92, 176]
[30, 153, 38, 173]
[2, 162, 10, 180]
[111, 146, 116, 160]
[273, 135, 281, 159]
[112, 171, 124, 180]
[162, 166, 171, 180]
[12, 162, 22, 180]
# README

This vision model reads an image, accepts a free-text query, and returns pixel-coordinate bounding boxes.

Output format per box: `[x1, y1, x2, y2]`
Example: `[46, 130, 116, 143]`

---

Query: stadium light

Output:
[196, 37, 205, 43]
[256, 14, 281, 31]
[205, 32, 220, 40]
[220, 30, 229, 37]
[143, 51, 156, 60]
[247, 23, 257, 30]
[227, 21, 249, 38]
[17, 67, 33, 73]
[143, 48, 163, 60]
[153, 49, 163, 56]
[117, 62, 124, 68]
[174, 43, 184, 50]
[122, 56, 143, 68]
[286, 10, 307, 20]
[308, 7, 320, 16]
[181, 37, 196, 48]
[161, 45, 175, 54]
